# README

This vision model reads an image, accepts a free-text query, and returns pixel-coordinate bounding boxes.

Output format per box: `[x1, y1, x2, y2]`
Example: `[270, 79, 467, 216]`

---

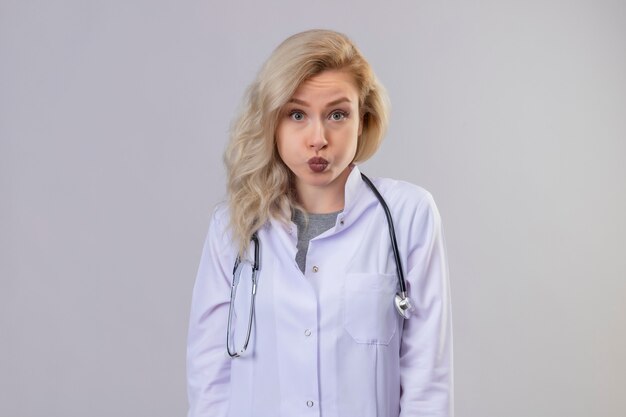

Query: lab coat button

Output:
[304, 329, 312, 336]
[306, 400, 314, 407]
[340, 219, 345, 225]
[312, 265, 319, 273]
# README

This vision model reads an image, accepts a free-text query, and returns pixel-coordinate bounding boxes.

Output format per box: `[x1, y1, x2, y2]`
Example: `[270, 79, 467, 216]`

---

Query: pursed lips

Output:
[307, 156, 329, 172]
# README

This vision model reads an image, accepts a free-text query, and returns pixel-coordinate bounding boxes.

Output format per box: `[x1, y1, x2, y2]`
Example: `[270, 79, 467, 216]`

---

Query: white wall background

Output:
[1, 1, 625, 416]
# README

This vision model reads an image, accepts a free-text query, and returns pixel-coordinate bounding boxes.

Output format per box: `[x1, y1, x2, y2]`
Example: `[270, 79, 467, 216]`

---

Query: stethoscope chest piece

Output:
[394, 291, 413, 319]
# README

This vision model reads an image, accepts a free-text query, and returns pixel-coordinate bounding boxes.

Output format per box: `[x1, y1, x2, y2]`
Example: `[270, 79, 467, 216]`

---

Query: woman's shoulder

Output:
[368, 176, 443, 248]
[206, 201, 234, 239]
[211, 201, 230, 223]
[371, 176, 436, 213]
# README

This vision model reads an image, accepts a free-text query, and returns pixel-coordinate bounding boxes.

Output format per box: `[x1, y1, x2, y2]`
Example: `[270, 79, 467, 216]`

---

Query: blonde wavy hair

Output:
[224, 29, 390, 255]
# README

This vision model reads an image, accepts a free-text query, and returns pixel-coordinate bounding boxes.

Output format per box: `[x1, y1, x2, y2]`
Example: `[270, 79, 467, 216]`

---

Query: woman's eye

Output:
[330, 111, 347, 121]
[290, 111, 305, 121]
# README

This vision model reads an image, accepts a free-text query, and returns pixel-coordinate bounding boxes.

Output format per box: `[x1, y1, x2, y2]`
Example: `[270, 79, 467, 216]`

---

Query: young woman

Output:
[187, 29, 453, 417]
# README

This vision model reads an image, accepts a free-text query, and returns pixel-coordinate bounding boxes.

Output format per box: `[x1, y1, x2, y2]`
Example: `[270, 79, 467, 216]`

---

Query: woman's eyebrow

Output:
[287, 97, 352, 107]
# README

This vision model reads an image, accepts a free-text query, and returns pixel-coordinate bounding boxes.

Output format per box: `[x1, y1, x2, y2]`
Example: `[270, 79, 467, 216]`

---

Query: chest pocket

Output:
[342, 272, 399, 345]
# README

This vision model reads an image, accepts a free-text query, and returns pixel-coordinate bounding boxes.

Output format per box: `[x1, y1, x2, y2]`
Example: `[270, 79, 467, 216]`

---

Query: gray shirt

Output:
[292, 209, 341, 273]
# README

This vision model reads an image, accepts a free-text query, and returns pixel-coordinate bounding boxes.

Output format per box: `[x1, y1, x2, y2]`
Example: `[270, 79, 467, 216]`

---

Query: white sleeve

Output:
[186, 208, 234, 417]
[399, 193, 454, 417]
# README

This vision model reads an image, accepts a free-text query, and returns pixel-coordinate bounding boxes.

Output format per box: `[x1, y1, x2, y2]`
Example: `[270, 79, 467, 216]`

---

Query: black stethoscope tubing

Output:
[359, 172, 407, 295]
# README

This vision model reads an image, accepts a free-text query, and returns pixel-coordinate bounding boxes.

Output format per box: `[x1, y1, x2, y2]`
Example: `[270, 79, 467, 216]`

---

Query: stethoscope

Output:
[226, 172, 413, 358]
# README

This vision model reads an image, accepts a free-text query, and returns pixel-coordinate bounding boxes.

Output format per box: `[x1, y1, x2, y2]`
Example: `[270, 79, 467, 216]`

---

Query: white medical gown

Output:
[187, 165, 453, 417]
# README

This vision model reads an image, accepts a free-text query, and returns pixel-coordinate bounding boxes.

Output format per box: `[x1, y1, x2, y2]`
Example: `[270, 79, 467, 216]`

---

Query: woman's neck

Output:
[295, 168, 350, 214]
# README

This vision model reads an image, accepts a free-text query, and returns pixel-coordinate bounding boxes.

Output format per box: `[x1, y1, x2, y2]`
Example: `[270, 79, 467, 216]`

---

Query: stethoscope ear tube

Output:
[227, 234, 260, 358]
[251, 233, 260, 271]
[361, 173, 413, 319]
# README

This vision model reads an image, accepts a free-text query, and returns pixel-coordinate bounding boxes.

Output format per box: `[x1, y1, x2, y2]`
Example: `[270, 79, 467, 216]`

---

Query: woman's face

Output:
[276, 70, 362, 203]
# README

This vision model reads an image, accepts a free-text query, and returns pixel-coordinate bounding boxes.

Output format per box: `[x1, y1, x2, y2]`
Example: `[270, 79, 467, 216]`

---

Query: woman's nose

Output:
[308, 120, 328, 150]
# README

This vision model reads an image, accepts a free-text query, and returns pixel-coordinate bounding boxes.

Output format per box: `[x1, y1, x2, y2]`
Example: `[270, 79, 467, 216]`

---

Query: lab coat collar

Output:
[271, 164, 377, 236]
[343, 164, 364, 213]
[340, 164, 377, 225]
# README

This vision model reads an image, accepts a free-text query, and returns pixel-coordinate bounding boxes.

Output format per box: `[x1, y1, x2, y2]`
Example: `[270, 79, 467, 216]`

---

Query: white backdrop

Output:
[1, 1, 625, 416]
